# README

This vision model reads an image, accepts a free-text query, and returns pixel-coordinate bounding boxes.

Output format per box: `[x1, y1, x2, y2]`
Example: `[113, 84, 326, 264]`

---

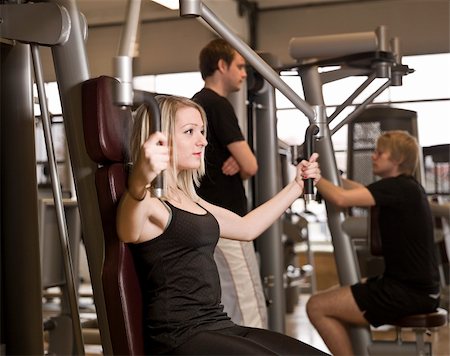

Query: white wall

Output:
[257, 0, 450, 65]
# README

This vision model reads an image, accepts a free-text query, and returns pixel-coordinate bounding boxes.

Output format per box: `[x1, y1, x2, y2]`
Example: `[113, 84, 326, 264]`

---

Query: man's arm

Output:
[316, 177, 375, 208]
[226, 141, 258, 180]
[342, 177, 366, 190]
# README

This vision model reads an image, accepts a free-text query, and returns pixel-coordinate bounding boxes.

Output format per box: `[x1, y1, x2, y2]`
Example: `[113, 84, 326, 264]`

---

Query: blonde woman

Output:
[117, 95, 324, 355]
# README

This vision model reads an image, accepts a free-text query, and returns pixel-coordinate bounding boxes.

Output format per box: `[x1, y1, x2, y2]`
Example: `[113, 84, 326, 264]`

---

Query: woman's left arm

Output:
[202, 153, 320, 241]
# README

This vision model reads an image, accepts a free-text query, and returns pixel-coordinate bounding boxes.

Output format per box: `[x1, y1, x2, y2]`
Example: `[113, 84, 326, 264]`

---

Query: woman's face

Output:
[173, 106, 207, 171]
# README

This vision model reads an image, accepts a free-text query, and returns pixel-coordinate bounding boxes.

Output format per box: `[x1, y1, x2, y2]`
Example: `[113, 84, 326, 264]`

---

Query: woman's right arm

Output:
[117, 191, 153, 243]
[116, 132, 168, 243]
[202, 154, 320, 241]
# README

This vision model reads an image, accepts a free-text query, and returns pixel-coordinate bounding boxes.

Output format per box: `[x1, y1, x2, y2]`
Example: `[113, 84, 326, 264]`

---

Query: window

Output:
[276, 53, 450, 165]
[36, 54, 449, 195]
[133, 72, 203, 97]
[276, 53, 450, 203]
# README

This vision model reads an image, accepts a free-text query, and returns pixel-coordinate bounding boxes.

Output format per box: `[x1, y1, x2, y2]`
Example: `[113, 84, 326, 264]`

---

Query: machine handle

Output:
[303, 124, 319, 204]
[133, 90, 163, 197]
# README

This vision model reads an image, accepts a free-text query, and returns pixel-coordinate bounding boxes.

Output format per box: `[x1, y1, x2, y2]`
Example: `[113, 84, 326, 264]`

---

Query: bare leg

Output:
[306, 286, 368, 356]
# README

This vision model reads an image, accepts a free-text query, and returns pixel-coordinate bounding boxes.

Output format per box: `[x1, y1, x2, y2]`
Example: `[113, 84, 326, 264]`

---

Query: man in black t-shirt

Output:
[193, 38, 268, 328]
[306, 130, 440, 356]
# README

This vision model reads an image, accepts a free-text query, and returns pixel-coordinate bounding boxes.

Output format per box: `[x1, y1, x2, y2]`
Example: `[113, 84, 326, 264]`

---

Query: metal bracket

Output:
[0, 3, 71, 45]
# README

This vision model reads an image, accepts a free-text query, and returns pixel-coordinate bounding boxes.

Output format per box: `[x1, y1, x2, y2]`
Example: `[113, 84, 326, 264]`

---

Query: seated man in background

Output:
[307, 130, 440, 356]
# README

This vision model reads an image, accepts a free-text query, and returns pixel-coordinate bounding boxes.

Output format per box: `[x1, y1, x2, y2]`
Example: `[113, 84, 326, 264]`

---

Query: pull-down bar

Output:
[179, 0, 316, 122]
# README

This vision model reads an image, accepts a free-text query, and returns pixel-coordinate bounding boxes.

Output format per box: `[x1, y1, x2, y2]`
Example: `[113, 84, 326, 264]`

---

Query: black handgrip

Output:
[303, 124, 319, 201]
[133, 90, 163, 197]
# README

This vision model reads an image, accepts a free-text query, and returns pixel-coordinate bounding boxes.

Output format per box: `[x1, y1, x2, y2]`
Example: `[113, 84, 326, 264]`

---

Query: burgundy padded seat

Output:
[82, 75, 145, 355]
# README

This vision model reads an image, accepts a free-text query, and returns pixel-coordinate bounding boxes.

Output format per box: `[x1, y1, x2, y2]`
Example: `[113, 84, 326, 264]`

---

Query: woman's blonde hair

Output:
[377, 130, 419, 175]
[130, 95, 207, 200]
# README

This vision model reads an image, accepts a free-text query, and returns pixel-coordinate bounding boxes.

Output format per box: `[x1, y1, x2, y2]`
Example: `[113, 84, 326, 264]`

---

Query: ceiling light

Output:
[152, 0, 179, 10]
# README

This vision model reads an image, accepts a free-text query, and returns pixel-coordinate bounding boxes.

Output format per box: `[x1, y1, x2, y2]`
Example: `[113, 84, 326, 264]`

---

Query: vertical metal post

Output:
[251, 78, 286, 332]
[49, 0, 113, 354]
[301, 65, 372, 355]
[1, 41, 44, 355]
[31, 44, 85, 355]
[114, 0, 142, 107]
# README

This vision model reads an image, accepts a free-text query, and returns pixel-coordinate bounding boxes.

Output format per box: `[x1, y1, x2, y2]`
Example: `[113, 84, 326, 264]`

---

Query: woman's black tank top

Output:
[129, 201, 233, 354]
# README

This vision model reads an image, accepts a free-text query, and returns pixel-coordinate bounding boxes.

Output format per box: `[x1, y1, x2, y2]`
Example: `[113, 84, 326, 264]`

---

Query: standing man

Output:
[193, 38, 268, 328]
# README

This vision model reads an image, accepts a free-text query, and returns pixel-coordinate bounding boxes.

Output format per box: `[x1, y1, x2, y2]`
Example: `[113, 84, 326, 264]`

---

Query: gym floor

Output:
[289, 250, 450, 355]
[44, 249, 449, 355]
[287, 294, 450, 356]
[48, 290, 449, 355]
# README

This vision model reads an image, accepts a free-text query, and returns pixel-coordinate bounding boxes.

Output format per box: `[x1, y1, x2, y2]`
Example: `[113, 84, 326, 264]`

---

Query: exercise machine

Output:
[285, 25, 447, 355]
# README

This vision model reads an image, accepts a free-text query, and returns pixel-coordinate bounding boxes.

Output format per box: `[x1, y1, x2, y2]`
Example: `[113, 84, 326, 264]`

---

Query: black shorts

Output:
[351, 276, 440, 327]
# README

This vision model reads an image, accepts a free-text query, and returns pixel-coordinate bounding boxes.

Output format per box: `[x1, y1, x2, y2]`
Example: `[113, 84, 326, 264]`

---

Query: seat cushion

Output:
[393, 308, 448, 328]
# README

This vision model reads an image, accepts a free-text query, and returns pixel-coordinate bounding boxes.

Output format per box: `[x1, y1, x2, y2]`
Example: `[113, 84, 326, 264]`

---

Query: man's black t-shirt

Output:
[367, 174, 440, 293]
[193, 88, 247, 216]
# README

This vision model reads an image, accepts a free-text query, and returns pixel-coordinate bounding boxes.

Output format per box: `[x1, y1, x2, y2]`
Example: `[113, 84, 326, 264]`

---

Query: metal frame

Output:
[1, 1, 104, 354]
[285, 27, 413, 355]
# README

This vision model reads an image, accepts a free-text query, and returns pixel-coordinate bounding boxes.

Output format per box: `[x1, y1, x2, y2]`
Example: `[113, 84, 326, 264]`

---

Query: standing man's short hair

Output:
[199, 38, 236, 80]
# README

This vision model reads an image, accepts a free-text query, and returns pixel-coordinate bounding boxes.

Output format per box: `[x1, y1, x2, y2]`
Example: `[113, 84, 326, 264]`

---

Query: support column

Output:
[1, 41, 44, 355]
[248, 62, 285, 332]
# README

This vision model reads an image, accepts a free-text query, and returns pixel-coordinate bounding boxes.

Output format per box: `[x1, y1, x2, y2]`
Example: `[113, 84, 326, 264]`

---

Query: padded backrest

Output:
[82, 76, 145, 355]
